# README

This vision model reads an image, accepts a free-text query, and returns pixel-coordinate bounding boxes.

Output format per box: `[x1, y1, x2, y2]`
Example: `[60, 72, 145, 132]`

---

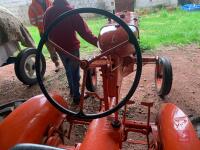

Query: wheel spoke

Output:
[88, 40, 129, 64]
[36, 8, 142, 119]
[49, 40, 82, 64]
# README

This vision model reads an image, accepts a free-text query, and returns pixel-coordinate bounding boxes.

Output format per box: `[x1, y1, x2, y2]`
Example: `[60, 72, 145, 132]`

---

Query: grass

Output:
[139, 8, 200, 50]
[27, 8, 200, 55]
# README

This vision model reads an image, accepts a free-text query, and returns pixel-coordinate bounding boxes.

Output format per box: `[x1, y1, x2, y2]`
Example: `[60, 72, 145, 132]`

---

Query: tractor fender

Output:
[157, 103, 200, 150]
[79, 117, 122, 150]
[0, 94, 67, 150]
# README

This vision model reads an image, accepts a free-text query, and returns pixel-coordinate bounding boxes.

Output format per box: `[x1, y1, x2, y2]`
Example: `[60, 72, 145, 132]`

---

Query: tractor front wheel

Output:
[155, 56, 173, 97]
[86, 68, 97, 92]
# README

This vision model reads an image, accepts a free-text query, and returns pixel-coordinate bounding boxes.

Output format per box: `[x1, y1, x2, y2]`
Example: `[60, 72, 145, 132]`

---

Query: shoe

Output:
[55, 66, 60, 72]
[84, 93, 89, 99]
[54, 61, 60, 72]
[55, 61, 60, 67]
[73, 97, 80, 105]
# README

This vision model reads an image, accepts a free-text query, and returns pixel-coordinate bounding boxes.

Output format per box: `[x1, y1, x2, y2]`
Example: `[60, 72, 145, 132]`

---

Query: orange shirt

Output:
[28, 0, 51, 33]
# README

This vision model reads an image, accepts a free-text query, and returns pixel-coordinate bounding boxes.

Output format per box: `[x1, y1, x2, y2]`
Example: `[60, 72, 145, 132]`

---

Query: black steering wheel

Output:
[36, 8, 142, 119]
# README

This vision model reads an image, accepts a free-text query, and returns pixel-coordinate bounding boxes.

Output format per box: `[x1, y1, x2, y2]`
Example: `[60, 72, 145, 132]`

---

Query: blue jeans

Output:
[58, 50, 80, 99]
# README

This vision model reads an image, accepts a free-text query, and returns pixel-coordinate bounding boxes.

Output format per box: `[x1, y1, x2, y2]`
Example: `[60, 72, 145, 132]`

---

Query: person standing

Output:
[28, 0, 60, 72]
[44, 0, 98, 104]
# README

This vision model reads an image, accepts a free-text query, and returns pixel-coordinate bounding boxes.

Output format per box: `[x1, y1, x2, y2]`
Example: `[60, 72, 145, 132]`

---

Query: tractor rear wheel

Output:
[15, 48, 46, 85]
[155, 56, 173, 97]
[86, 68, 97, 92]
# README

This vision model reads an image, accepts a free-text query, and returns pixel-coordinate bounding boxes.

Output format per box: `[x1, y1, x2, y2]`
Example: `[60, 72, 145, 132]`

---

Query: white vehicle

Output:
[0, 6, 46, 85]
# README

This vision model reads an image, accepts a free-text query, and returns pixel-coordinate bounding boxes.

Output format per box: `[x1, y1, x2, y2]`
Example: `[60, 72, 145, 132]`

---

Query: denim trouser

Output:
[40, 33, 59, 64]
[58, 50, 80, 99]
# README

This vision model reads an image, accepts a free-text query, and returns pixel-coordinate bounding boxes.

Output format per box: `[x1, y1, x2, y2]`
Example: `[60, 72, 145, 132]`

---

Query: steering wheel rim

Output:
[36, 8, 142, 119]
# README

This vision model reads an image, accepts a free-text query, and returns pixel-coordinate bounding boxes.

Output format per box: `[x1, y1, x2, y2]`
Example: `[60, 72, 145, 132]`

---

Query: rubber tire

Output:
[190, 116, 200, 139]
[155, 56, 173, 97]
[15, 48, 46, 85]
[0, 100, 25, 119]
[86, 68, 97, 92]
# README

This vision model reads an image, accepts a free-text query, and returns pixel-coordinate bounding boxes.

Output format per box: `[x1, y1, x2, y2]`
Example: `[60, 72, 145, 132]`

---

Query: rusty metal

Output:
[79, 69, 87, 110]
[122, 102, 153, 146]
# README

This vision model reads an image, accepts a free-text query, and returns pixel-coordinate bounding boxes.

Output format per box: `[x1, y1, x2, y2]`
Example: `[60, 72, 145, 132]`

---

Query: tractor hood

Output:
[98, 25, 138, 57]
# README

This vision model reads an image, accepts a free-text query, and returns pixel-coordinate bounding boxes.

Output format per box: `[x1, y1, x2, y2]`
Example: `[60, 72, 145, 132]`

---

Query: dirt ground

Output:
[0, 44, 200, 149]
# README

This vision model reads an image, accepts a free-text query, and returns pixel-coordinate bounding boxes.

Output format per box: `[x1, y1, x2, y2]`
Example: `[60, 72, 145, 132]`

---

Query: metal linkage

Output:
[122, 101, 154, 148]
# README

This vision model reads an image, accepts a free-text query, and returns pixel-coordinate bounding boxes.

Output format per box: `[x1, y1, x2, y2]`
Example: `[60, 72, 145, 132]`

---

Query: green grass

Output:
[140, 8, 200, 50]
[27, 9, 200, 55]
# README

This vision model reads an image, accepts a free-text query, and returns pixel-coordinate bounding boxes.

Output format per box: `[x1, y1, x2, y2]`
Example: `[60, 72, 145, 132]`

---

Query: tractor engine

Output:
[97, 24, 138, 97]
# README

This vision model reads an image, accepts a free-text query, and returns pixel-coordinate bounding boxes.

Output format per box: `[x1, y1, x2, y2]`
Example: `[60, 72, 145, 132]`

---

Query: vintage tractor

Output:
[0, 8, 199, 150]
[0, 6, 46, 85]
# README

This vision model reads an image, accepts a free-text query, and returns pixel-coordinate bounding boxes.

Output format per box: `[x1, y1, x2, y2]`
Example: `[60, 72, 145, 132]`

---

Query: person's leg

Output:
[58, 50, 80, 104]
[69, 50, 80, 103]
[45, 42, 60, 71]
[40, 32, 60, 71]
[58, 52, 74, 96]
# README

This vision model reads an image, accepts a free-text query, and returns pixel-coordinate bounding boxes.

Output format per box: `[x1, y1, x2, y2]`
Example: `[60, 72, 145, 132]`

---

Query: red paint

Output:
[79, 117, 122, 150]
[0, 94, 67, 150]
[158, 103, 200, 150]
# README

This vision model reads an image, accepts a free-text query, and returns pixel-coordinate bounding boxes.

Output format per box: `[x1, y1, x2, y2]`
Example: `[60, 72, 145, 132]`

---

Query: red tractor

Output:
[0, 8, 199, 150]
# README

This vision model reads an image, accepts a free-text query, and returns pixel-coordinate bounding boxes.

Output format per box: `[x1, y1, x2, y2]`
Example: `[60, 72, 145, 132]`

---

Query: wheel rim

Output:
[36, 8, 142, 119]
[24, 54, 43, 79]
[155, 61, 163, 92]
[24, 54, 36, 79]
